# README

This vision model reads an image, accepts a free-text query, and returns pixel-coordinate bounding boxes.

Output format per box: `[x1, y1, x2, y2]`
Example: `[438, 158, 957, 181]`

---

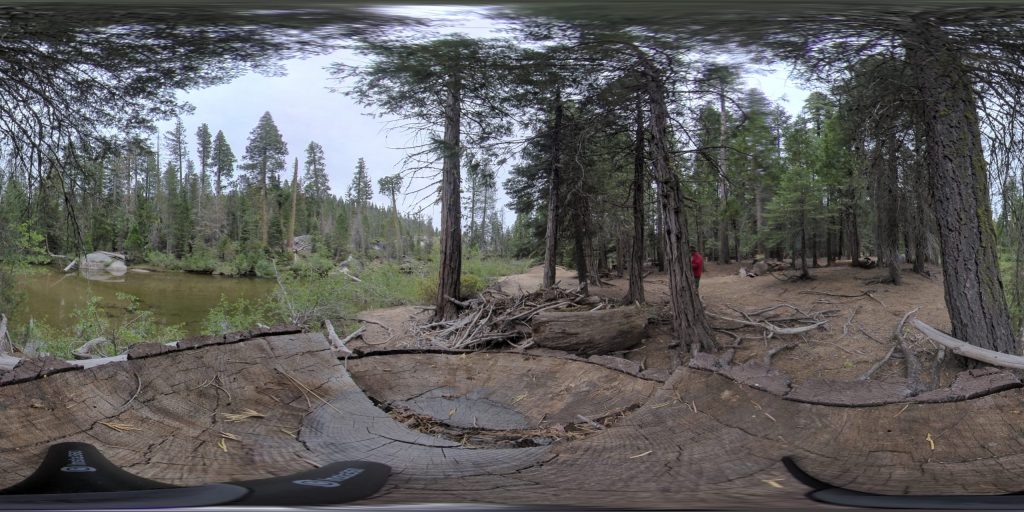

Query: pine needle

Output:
[218, 437, 228, 452]
[219, 431, 241, 441]
[99, 421, 141, 432]
[221, 409, 266, 422]
[629, 450, 653, 459]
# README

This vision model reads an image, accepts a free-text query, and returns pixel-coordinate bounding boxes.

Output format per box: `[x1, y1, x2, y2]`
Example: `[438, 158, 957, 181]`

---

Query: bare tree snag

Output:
[531, 307, 646, 355]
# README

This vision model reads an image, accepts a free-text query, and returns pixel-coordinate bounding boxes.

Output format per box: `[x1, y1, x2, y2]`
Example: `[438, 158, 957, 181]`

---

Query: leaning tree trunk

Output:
[904, 19, 1018, 354]
[627, 98, 646, 304]
[543, 90, 564, 289]
[643, 57, 714, 361]
[874, 132, 902, 285]
[434, 81, 463, 322]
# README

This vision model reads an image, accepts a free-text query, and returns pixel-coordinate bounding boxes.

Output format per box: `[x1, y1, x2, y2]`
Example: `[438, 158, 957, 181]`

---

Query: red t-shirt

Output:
[691, 252, 704, 278]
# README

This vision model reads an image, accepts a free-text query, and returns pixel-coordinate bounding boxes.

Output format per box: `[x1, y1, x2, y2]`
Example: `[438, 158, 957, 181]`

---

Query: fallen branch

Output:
[63, 258, 78, 273]
[341, 269, 362, 282]
[913, 319, 1024, 369]
[324, 319, 357, 356]
[930, 347, 946, 389]
[706, 311, 826, 337]
[72, 337, 109, 360]
[842, 306, 862, 338]
[858, 344, 897, 381]
[896, 307, 923, 394]
[798, 290, 885, 307]
[764, 343, 798, 366]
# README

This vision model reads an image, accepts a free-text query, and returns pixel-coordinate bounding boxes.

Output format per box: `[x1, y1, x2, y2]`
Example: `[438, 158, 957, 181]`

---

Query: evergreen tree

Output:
[212, 130, 236, 196]
[347, 157, 373, 255]
[242, 111, 288, 248]
[303, 141, 330, 235]
[378, 173, 404, 257]
[165, 118, 188, 186]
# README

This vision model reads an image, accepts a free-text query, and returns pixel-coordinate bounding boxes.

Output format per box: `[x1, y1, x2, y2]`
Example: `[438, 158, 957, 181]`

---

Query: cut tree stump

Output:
[531, 307, 646, 355]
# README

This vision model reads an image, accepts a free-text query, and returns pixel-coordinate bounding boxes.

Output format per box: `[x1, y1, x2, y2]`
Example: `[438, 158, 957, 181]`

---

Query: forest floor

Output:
[352, 259, 959, 387]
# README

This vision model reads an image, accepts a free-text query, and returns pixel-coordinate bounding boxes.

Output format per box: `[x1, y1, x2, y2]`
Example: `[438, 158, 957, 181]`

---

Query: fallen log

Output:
[913, 319, 1024, 370]
[72, 337, 109, 359]
[531, 307, 647, 355]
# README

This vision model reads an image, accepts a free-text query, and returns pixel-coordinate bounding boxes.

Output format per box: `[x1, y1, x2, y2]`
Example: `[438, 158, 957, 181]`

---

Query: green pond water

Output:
[13, 268, 276, 336]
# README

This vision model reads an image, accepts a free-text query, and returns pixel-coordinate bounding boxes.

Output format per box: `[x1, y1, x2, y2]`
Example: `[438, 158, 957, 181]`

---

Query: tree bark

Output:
[627, 98, 646, 304]
[874, 131, 901, 285]
[391, 192, 402, 258]
[287, 158, 298, 254]
[904, 19, 1018, 354]
[434, 80, 463, 322]
[543, 89, 564, 289]
[642, 55, 714, 360]
[532, 307, 647, 355]
[573, 208, 589, 296]
[717, 78, 730, 264]
[755, 182, 765, 258]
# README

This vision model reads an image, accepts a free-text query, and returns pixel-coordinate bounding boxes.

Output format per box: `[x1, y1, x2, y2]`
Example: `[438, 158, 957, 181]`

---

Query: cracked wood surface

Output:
[348, 352, 657, 429]
[1, 332, 1024, 508]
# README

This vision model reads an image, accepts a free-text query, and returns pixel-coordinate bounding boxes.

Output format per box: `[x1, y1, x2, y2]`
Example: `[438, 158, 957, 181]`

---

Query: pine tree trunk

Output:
[755, 183, 765, 258]
[904, 19, 1018, 354]
[573, 208, 589, 296]
[643, 56, 714, 360]
[874, 133, 901, 285]
[543, 90, 563, 289]
[260, 161, 269, 247]
[812, 232, 819, 268]
[844, 165, 862, 264]
[287, 158, 298, 253]
[391, 194, 402, 258]
[434, 81, 463, 322]
[717, 81, 730, 264]
[627, 99, 646, 304]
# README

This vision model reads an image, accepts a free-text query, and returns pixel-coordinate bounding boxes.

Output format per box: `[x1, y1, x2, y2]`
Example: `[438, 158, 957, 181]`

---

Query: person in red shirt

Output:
[689, 245, 704, 289]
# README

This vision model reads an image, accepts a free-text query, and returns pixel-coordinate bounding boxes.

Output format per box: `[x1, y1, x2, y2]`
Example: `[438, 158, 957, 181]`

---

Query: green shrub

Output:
[201, 295, 279, 335]
[30, 293, 184, 358]
[144, 251, 180, 270]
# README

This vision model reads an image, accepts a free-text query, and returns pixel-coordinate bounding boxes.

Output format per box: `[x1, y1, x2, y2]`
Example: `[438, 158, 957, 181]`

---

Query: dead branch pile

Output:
[707, 303, 837, 347]
[416, 287, 614, 350]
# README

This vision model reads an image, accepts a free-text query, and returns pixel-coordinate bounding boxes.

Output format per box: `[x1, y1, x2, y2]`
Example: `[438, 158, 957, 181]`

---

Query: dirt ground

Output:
[354, 259, 958, 387]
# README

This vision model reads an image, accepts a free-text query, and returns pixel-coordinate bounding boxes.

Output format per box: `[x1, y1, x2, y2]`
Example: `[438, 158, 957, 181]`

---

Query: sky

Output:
[157, 6, 812, 227]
